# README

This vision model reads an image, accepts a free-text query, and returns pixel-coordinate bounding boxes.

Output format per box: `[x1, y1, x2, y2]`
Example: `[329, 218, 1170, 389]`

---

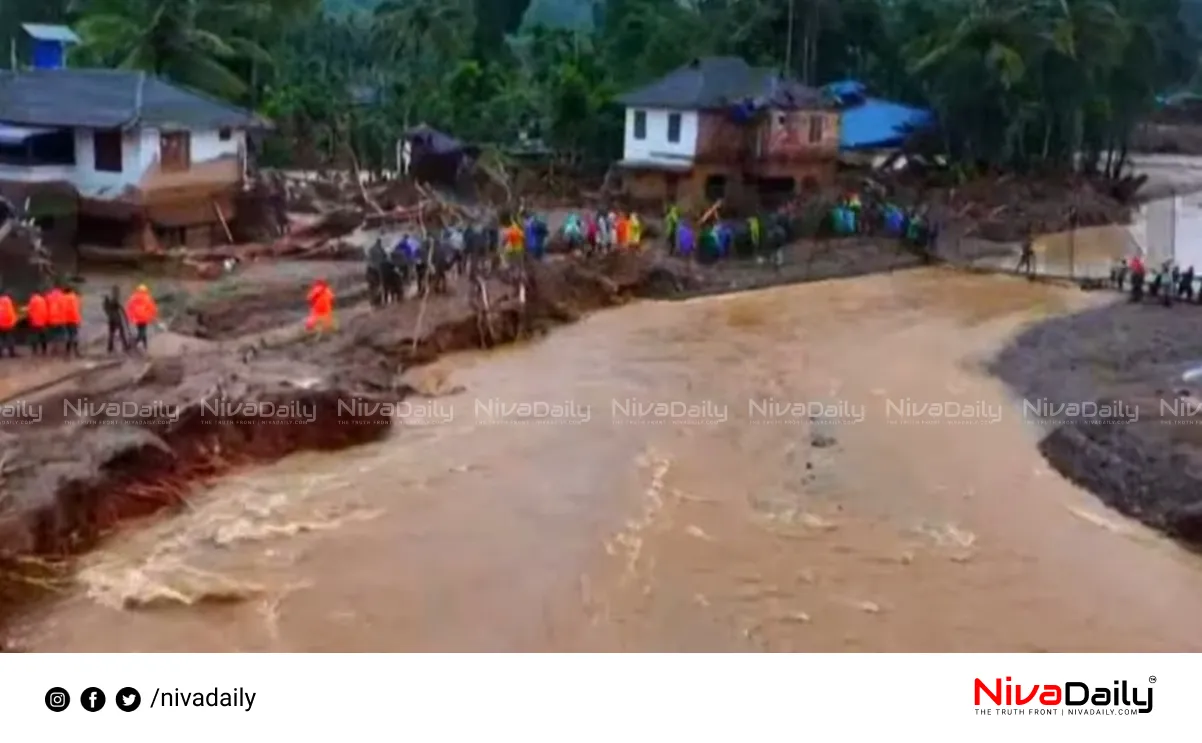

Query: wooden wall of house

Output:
[755, 110, 840, 160]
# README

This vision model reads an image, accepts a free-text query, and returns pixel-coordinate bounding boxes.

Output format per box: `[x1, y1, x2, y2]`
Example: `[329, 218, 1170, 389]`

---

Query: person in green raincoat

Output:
[748, 215, 762, 254]
[699, 223, 718, 263]
[665, 204, 680, 248]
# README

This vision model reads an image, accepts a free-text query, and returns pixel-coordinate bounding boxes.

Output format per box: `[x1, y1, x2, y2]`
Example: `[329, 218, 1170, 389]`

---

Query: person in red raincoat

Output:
[0, 293, 17, 357]
[26, 291, 48, 355]
[306, 279, 335, 332]
[126, 284, 158, 351]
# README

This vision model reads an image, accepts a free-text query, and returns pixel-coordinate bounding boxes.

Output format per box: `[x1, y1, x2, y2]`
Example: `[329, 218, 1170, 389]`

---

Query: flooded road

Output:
[13, 267, 1202, 651]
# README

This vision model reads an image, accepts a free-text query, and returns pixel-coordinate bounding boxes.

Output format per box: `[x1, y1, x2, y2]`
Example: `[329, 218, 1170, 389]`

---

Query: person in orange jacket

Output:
[25, 291, 48, 355]
[0, 293, 17, 357]
[126, 284, 158, 351]
[45, 284, 65, 354]
[61, 285, 83, 357]
[615, 212, 630, 249]
[305, 278, 335, 333]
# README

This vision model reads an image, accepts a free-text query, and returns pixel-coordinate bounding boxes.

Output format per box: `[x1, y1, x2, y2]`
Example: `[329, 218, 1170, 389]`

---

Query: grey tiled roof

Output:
[617, 56, 826, 110]
[0, 68, 266, 130]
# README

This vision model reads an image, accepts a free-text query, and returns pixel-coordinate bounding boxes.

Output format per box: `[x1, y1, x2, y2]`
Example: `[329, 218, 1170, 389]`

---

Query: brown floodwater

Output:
[12, 267, 1202, 651]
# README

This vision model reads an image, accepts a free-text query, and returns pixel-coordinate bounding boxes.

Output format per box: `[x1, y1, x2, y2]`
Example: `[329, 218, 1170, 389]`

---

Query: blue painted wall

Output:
[31, 40, 66, 69]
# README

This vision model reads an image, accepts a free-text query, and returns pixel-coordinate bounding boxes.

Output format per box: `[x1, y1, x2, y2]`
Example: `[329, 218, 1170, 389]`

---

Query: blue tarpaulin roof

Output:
[823, 79, 933, 150]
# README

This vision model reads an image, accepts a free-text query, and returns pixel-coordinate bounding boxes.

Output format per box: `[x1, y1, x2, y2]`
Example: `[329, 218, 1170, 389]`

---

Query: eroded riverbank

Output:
[12, 268, 1202, 651]
[0, 252, 693, 635]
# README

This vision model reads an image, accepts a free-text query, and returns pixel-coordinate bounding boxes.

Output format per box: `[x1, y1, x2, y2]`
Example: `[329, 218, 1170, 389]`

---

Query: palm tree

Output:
[70, 0, 274, 98]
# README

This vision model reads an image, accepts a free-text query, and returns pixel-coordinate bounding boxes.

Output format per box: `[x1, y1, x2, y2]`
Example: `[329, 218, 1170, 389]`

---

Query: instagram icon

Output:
[44, 687, 70, 711]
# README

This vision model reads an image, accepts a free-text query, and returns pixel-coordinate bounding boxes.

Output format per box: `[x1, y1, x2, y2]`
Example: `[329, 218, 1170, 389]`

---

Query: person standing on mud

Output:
[1109, 258, 1128, 290]
[748, 214, 762, 255]
[103, 285, 129, 353]
[1178, 265, 1195, 301]
[0, 292, 17, 357]
[25, 290, 48, 355]
[305, 278, 335, 333]
[45, 284, 66, 354]
[665, 204, 680, 248]
[677, 221, 695, 259]
[1128, 255, 1146, 303]
[126, 284, 158, 351]
[61, 285, 82, 356]
[629, 212, 642, 247]
[1016, 235, 1036, 277]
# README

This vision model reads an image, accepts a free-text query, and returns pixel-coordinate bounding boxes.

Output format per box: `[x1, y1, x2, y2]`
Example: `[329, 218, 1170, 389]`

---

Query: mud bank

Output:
[0, 253, 694, 630]
[991, 298, 1202, 545]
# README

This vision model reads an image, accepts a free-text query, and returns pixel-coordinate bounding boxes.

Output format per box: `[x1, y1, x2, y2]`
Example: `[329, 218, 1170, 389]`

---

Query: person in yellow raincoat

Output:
[502, 220, 524, 269]
[628, 213, 642, 247]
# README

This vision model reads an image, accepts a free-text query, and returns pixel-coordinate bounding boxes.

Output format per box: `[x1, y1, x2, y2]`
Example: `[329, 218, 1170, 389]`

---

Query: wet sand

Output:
[11, 268, 1202, 651]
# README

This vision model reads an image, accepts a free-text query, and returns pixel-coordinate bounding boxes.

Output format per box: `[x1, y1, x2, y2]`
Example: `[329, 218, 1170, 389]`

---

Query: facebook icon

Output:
[80, 687, 106, 712]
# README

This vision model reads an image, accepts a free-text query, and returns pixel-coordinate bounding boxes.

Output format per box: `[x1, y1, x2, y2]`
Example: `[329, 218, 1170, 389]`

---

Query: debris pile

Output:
[0, 196, 55, 301]
[845, 171, 1136, 242]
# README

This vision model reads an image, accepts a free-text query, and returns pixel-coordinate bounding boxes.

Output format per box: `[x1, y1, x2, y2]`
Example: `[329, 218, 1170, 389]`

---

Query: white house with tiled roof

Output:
[0, 24, 268, 248]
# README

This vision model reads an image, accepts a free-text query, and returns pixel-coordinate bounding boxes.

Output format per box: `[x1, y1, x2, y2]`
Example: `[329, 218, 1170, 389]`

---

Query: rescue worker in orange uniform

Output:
[25, 291, 48, 355]
[126, 284, 158, 351]
[305, 278, 335, 332]
[45, 284, 66, 354]
[62, 285, 83, 356]
[0, 292, 17, 357]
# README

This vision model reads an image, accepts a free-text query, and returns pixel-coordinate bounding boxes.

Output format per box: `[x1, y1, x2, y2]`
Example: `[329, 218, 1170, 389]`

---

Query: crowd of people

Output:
[1109, 255, 1198, 306]
[0, 283, 159, 359]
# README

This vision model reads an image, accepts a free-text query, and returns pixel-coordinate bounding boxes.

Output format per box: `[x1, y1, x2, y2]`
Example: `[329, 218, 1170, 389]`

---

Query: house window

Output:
[29, 130, 76, 165]
[160, 131, 191, 172]
[94, 130, 123, 172]
[667, 113, 682, 143]
[808, 115, 824, 143]
[0, 129, 77, 166]
[633, 110, 647, 140]
[219, 128, 232, 141]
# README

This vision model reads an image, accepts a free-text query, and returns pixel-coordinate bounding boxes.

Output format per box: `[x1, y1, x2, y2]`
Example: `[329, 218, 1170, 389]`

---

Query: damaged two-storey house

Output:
[0, 29, 267, 253]
[616, 56, 841, 209]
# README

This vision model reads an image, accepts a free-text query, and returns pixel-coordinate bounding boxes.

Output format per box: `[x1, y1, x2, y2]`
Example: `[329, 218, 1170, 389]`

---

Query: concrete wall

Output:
[623, 107, 699, 166]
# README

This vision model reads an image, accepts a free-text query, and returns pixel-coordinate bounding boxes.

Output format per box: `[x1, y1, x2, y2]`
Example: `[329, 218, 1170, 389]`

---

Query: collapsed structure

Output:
[614, 56, 842, 209]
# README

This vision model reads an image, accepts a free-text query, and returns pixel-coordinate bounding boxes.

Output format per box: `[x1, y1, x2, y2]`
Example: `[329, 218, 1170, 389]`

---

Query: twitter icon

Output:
[115, 687, 141, 712]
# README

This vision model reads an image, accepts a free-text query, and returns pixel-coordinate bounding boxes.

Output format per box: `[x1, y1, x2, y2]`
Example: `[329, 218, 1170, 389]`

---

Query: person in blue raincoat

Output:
[885, 205, 903, 236]
[563, 212, 583, 251]
[391, 234, 410, 263]
[716, 221, 732, 258]
[525, 213, 547, 260]
[677, 222, 695, 258]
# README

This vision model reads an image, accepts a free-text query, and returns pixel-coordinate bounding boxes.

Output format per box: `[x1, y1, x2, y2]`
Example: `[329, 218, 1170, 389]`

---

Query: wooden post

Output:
[212, 200, 234, 244]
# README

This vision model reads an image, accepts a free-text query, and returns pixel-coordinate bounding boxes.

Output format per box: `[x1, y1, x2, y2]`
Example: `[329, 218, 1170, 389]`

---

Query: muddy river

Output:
[12, 268, 1202, 651]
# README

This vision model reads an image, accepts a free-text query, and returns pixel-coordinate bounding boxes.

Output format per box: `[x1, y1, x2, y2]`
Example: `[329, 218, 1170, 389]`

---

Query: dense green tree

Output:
[24, 0, 1198, 173]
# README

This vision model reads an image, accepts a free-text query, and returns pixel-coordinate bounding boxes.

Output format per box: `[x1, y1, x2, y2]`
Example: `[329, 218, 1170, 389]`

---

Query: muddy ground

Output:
[991, 295, 1202, 546]
[0, 250, 704, 632]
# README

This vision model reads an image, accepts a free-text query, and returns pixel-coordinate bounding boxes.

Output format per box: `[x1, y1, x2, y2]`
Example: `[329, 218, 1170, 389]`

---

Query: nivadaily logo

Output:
[974, 677, 1153, 715]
